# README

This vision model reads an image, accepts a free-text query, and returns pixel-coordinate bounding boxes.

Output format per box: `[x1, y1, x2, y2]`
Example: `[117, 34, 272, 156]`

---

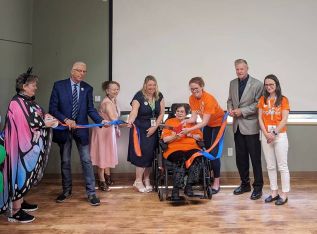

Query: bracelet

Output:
[272, 130, 278, 136]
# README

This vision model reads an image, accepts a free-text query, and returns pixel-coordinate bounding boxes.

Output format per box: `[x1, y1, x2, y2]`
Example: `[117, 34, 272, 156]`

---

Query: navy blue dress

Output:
[127, 91, 163, 167]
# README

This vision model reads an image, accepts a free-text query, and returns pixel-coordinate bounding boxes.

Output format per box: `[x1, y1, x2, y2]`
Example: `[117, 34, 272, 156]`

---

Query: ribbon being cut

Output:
[185, 112, 229, 168]
[54, 119, 127, 130]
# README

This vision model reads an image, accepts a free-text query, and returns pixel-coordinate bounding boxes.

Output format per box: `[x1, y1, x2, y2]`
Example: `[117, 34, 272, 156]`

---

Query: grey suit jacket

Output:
[227, 76, 263, 135]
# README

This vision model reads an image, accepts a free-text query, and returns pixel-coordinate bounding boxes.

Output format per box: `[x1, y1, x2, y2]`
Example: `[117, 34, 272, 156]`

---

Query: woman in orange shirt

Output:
[258, 74, 290, 205]
[181, 77, 224, 194]
[162, 104, 203, 201]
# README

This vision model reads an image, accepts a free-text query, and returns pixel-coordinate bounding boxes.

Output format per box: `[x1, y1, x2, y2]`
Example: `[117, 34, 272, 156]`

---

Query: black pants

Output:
[203, 126, 221, 178]
[234, 127, 263, 191]
[167, 149, 201, 188]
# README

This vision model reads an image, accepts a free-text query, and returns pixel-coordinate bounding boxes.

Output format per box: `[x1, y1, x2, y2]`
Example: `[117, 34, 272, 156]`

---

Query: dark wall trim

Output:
[109, 0, 113, 81]
[0, 38, 32, 45]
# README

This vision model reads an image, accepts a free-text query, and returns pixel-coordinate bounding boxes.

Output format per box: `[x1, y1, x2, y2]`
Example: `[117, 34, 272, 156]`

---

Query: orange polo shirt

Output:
[189, 91, 224, 127]
[257, 96, 290, 133]
[161, 118, 202, 159]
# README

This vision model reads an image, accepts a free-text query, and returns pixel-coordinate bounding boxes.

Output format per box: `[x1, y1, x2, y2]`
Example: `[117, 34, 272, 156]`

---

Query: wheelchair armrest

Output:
[159, 139, 168, 152]
[196, 140, 205, 149]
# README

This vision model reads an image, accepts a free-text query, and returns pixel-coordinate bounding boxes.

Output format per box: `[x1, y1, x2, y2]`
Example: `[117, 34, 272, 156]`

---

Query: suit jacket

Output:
[49, 78, 103, 145]
[227, 76, 263, 135]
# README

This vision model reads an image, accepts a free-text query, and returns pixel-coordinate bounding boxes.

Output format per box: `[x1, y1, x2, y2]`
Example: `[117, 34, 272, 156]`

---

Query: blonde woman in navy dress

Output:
[127, 75, 165, 192]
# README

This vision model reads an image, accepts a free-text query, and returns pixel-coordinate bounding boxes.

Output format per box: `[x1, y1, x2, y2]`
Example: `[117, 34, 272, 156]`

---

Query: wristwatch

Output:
[272, 130, 278, 136]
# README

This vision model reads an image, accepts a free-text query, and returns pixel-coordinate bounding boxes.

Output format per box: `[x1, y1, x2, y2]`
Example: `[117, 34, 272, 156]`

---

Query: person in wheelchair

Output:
[161, 104, 203, 201]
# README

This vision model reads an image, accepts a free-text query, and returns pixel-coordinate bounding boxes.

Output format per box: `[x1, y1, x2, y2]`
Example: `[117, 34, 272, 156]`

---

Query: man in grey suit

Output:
[227, 59, 264, 200]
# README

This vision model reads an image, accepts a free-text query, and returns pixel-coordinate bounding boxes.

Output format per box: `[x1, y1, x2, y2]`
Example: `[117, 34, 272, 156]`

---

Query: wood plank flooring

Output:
[1, 174, 317, 233]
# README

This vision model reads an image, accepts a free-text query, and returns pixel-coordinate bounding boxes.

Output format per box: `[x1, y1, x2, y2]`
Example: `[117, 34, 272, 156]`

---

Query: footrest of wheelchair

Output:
[167, 196, 186, 202]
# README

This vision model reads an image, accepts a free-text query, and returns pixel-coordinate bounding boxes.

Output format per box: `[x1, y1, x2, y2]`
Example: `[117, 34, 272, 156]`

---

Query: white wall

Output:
[113, 0, 317, 111]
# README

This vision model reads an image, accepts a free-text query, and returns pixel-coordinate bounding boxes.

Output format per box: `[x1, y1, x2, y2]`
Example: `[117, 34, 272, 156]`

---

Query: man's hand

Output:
[65, 119, 76, 129]
[232, 108, 242, 117]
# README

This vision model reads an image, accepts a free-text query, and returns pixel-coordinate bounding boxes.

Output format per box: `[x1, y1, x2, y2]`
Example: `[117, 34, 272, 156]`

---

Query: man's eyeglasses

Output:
[73, 69, 87, 74]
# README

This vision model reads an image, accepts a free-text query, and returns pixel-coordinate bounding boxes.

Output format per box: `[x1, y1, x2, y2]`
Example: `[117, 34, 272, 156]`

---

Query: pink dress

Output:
[90, 97, 120, 168]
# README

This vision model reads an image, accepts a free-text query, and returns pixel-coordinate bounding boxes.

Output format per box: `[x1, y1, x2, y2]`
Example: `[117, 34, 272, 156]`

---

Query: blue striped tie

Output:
[71, 84, 79, 120]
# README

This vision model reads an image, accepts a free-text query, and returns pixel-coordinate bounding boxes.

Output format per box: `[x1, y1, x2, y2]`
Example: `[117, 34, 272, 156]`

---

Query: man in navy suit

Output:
[49, 61, 104, 206]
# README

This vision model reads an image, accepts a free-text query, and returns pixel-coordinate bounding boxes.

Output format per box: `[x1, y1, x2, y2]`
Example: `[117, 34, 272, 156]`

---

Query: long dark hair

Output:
[263, 74, 283, 107]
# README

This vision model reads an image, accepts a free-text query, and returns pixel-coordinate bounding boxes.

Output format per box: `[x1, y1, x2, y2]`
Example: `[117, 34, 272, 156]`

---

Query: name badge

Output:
[267, 125, 277, 133]
[150, 118, 156, 127]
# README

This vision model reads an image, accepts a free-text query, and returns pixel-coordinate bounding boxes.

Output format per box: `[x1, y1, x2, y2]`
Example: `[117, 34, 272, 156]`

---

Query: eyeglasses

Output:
[190, 87, 200, 92]
[265, 83, 275, 87]
[73, 69, 87, 74]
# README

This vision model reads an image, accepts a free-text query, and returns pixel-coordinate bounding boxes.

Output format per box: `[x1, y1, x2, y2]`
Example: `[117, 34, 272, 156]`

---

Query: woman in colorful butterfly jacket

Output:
[0, 69, 57, 223]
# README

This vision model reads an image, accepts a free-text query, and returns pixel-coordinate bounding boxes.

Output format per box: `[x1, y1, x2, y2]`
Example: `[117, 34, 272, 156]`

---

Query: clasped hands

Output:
[229, 108, 242, 117]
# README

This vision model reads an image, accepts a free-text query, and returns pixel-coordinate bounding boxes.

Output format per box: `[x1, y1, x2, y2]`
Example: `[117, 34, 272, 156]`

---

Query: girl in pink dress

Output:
[90, 81, 120, 191]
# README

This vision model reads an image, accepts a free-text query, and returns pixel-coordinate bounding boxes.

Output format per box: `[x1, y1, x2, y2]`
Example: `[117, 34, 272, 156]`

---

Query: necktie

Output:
[72, 84, 79, 120]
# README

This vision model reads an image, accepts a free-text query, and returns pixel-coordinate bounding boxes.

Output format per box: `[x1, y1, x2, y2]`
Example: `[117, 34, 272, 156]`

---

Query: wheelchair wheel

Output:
[206, 186, 213, 200]
[158, 189, 164, 201]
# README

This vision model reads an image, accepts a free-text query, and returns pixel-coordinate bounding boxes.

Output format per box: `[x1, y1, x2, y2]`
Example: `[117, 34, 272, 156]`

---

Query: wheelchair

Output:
[152, 103, 213, 201]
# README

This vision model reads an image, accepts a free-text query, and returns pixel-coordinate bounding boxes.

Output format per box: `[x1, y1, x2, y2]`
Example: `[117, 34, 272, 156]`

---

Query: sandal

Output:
[133, 181, 147, 193]
[143, 179, 153, 192]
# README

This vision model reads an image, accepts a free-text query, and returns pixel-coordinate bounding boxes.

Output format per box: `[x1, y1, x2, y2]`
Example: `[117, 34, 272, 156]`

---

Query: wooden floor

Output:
[1, 173, 317, 233]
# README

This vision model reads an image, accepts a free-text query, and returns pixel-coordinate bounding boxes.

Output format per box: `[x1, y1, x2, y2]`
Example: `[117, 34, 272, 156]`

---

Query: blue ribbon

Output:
[54, 119, 126, 131]
[197, 112, 228, 161]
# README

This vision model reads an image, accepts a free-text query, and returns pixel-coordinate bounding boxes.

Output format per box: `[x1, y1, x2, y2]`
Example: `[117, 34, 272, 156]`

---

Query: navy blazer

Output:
[49, 78, 103, 145]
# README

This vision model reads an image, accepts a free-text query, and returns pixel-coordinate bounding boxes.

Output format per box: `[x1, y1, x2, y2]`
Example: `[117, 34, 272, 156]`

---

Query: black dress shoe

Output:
[250, 190, 262, 200]
[171, 188, 181, 201]
[233, 186, 251, 195]
[275, 197, 288, 205]
[56, 192, 71, 203]
[212, 187, 220, 195]
[265, 195, 280, 203]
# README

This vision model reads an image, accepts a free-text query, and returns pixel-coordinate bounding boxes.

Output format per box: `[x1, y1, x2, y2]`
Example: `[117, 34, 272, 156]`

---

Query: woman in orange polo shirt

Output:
[181, 77, 224, 195]
[162, 104, 203, 201]
[258, 74, 290, 205]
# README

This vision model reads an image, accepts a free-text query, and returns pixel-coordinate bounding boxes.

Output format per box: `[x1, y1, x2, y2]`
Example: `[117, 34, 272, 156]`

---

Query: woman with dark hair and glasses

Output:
[257, 74, 290, 205]
[0, 69, 58, 223]
[180, 77, 224, 195]
[161, 104, 203, 201]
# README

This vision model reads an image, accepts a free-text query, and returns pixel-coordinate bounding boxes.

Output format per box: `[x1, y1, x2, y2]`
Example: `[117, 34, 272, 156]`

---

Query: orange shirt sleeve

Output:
[257, 96, 265, 109]
[161, 118, 174, 138]
[281, 97, 290, 111]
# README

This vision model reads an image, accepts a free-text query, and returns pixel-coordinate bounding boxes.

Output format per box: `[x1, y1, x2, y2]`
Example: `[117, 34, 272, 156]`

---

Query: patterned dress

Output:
[0, 94, 52, 212]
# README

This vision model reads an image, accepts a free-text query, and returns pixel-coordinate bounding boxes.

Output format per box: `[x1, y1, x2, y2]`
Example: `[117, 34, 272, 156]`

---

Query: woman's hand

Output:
[44, 114, 58, 128]
[265, 132, 275, 144]
[191, 134, 201, 141]
[146, 126, 157, 137]
[180, 128, 189, 135]
[116, 127, 121, 137]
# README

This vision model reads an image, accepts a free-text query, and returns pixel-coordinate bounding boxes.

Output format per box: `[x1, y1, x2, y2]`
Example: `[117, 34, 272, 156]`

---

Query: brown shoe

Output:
[105, 174, 114, 186]
[99, 181, 110, 191]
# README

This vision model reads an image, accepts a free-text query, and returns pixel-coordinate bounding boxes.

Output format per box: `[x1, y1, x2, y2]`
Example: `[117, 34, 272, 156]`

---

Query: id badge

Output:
[150, 118, 157, 127]
[267, 125, 276, 133]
